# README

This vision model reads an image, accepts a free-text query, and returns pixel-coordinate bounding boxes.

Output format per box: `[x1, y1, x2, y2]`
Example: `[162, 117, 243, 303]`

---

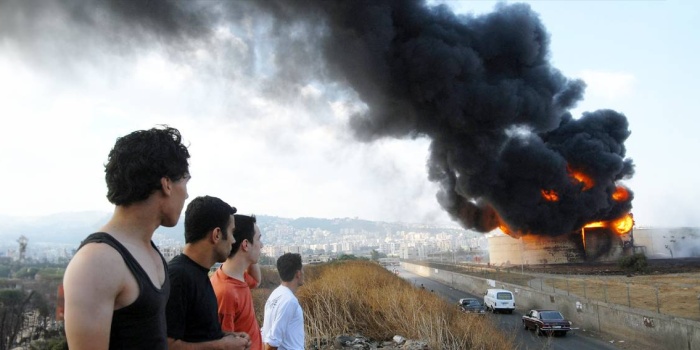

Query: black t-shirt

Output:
[79, 232, 169, 350]
[166, 254, 223, 343]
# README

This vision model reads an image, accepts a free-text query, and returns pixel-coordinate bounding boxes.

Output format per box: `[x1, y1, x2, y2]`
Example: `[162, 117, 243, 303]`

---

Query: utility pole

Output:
[520, 238, 524, 274]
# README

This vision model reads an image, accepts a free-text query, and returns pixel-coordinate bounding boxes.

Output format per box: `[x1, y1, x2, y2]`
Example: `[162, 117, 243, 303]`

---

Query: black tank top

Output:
[79, 232, 170, 350]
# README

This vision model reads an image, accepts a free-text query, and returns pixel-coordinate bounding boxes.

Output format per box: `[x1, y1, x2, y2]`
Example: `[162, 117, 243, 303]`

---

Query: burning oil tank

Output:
[488, 214, 634, 266]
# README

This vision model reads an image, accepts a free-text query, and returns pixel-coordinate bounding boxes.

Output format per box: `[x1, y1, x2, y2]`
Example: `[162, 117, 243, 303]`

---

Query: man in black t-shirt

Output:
[166, 196, 251, 350]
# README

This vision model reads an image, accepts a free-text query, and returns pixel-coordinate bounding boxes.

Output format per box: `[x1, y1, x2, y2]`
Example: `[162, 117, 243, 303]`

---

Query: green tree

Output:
[337, 254, 367, 261]
[0, 289, 34, 350]
[618, 253, 648, 272]
[370, 249, 387, 261]
[14, 267, 38, 280]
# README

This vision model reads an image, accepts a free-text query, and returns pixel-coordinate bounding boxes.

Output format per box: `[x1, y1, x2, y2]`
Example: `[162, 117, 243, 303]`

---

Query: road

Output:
[398, 268, 624, 350]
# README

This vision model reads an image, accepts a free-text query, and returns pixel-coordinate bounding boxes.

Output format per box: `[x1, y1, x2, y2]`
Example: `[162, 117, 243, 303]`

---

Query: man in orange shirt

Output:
[211, 214, 263, 350]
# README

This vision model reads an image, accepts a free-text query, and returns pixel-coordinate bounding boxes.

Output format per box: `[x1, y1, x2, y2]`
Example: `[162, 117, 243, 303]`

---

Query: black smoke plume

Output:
[252, 0, 635, 236]
[1, 0, 634, 236]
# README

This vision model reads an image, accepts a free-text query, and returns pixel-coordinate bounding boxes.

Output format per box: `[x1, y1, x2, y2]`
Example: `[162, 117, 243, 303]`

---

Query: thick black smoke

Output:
[253, 0, 635, 236]
[1, 0, 634, 236]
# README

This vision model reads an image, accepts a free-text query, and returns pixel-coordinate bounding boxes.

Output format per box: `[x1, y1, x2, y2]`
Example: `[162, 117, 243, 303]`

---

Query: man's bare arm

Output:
[167, 334, 251, 350]
[224, 331, 250, 342]
[63, 245, 125, 350]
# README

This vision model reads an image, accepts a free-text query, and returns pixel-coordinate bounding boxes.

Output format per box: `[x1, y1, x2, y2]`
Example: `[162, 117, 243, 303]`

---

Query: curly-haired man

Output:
[64, 126, 190, 350]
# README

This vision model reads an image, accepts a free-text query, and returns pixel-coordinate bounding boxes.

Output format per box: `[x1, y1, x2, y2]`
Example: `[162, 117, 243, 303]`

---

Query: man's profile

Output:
[63, 126, 190, 350]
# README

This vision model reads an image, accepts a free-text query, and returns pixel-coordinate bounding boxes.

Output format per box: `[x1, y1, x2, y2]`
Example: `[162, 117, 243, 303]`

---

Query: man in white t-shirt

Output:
[261, 253, 304, 350]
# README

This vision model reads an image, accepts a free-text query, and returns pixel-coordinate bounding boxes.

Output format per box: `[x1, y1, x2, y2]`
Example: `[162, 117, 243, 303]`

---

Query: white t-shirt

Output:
[261, 285, 304, 350]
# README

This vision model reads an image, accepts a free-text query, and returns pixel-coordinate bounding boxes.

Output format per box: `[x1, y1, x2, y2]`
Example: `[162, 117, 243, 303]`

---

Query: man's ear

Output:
[211, 227, 221, 243]
[160, 177, 172, 196]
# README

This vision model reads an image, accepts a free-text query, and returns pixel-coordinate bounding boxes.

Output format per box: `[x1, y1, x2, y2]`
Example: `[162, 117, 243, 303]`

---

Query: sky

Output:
[0, 0, 698, 228]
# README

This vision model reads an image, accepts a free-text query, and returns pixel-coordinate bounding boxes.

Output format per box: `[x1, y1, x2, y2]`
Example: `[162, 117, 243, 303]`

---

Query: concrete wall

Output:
[403, 262, 700, 350]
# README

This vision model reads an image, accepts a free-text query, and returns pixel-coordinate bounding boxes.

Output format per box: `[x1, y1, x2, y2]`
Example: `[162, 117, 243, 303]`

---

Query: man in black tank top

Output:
[63, 126, 191, 350]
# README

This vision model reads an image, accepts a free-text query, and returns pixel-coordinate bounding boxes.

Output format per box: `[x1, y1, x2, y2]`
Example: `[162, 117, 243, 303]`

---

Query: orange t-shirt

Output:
[211, 268, 262, 350]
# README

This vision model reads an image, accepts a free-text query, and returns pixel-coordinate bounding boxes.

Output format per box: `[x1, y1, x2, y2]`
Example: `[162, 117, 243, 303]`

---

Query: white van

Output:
[483, 288, 515, 314]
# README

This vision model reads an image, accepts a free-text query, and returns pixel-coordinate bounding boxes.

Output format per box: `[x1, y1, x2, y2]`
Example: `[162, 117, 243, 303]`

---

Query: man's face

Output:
[248, 224, 263, 263]
[216, 215, 235, 262]
[162, 174, 190, 227]
[297, 267, 304, 287]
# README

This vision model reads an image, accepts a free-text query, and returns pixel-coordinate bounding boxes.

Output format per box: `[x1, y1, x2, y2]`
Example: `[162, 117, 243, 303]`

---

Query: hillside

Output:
[0, 212, 463, 248]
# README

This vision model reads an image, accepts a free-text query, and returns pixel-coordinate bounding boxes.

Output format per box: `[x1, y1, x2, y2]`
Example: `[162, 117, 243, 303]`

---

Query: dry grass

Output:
[292, 260, 514, 350]
[545, 273, 700, 320]
[254, 261, 514, 349]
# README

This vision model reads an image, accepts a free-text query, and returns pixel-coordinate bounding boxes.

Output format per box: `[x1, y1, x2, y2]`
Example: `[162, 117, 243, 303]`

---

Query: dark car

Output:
[458, 298, 486, 314]
[522, 309, 571, 336]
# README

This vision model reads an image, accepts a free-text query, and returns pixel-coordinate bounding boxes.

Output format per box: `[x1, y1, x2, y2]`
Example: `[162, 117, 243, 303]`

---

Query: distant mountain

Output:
[0, 212, 464, 247]
[0, 211, 111, 246]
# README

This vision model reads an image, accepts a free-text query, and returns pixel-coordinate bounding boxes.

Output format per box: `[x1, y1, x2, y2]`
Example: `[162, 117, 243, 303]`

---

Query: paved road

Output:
[398, 268, 623, 350]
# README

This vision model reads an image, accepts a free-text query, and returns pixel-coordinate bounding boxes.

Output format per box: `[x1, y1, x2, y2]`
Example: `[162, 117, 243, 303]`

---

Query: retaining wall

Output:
[402, 262, 700, 350]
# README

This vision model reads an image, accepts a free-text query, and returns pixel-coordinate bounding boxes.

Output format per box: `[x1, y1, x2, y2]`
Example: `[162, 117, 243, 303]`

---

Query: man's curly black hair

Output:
[105, 126, 190, 205]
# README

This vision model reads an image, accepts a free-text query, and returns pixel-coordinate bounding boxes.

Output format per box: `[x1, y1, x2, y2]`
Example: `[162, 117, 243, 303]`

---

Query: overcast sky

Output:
[0, 0, 697, 228]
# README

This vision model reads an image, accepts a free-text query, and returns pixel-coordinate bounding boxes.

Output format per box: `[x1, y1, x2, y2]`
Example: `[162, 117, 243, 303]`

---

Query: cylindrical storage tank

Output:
[488, 229, 625, 265]
[583, 227, 626, 262]
[486, 235, 523, 266]
[488, 233, 582, 266]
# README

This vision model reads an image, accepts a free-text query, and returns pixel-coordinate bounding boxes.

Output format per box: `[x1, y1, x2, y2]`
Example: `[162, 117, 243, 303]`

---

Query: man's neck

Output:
[182, 243, 217, 269]
[101, 203, 161, 246]
[280, 281, 298, 294]
[221, 255, 249, 282]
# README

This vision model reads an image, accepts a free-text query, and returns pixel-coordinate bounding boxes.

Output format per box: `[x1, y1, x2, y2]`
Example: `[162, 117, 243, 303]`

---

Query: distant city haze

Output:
[2, 212, 698, 266]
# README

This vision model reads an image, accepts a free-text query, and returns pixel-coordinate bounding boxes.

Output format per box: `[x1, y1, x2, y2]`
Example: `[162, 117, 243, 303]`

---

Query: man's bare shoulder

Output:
[69, 241, 126, 266]
[65, 242, 128, 287]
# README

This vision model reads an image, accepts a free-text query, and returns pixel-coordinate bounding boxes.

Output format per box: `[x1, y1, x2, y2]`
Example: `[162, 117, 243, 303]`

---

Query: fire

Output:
[541, 189, 559, 201]
[497, 216, 524, 239]
[499, 222, 520, 238]
[583, 213, 634, 235]
[567, 166, 594, 190]
[612, 186, 629, 202]
[611, 213, 634, 234]
[583, 221, 605, 228]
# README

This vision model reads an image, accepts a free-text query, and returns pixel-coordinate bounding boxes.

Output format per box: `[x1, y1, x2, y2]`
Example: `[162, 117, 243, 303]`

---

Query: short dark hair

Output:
[276, 253, 302, 282]
[229, 215, 257, 257]
[105, 126, 190, 206]
[184, 196, 236, 244]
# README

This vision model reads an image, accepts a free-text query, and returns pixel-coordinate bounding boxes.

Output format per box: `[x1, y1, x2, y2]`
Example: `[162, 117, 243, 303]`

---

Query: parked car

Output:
[458, 298, 486, 314]
[522, 309, 571, 336]
[483, 288, 515, 314]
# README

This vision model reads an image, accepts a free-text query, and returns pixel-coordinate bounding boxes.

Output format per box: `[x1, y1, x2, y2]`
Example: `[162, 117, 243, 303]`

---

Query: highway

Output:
[397, 268, 627, 350]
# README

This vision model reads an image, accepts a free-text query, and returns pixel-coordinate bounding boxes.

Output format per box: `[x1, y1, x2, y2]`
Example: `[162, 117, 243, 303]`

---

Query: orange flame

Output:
[497, 216, 524, 239]
[612, 186, 629, 202]
[583, 221, 605, 228]
[499, 222, 519, 238]
[611, 213, 634, 234]
[541, 189, 559, 201]
[583, 213, 634, 235]
[567, 166, 594, 190]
